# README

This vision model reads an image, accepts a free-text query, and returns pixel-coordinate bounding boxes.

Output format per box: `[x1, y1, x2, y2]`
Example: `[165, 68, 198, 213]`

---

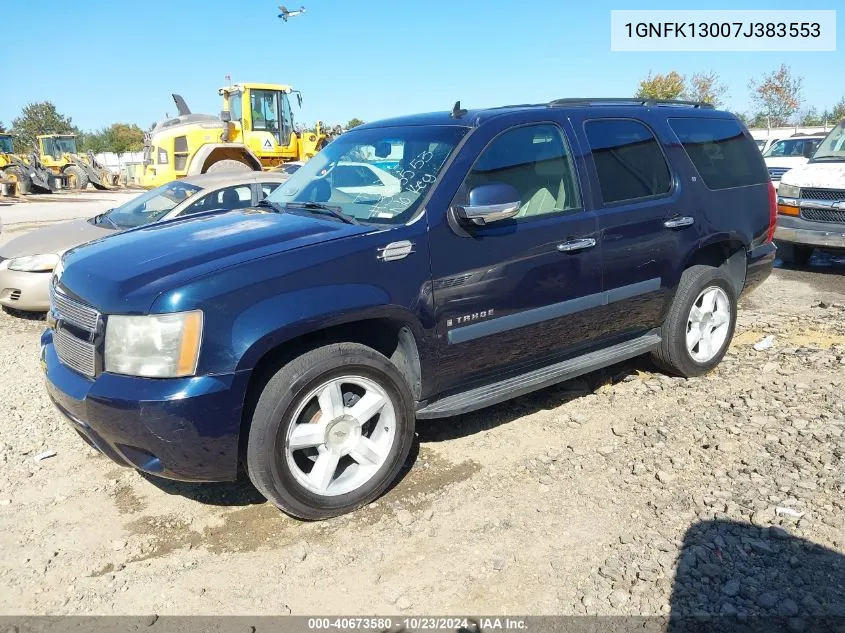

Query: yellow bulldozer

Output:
[36, 134, 120, 191]
[139, 82, 330, 188]
[0, 133, 64, 195]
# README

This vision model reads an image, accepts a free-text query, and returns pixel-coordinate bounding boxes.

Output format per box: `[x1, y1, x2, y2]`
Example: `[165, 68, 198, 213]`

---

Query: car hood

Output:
[764, 157, 808, 169]
[58, 209, 376, 314]
[781, 162, 845, 189]
[0, 218, 114, 259]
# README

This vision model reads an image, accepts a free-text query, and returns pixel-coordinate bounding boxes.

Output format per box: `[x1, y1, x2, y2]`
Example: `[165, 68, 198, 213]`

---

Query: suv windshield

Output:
[103, 180, 202, 229]
[266, 125, 469, 224]
[812, 121, 845, 161]
[0, 136, 12, 154]
[763, 138, 821, 158]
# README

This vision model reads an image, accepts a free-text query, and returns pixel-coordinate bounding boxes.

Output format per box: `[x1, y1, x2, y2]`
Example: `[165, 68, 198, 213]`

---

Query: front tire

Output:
[246, 343, 415, 520]
[4, 167, 31, 195]
[204, 159, 253, 174]
[64, 165, 88, 191]
[651, 265, 737, 378]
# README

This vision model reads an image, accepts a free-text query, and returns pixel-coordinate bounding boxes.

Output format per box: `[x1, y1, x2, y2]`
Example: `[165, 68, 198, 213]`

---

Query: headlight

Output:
[105, 310, 203, 378]
[7, 253, 60, 272]
[778, 183, 800, 199]
[157, 147, 169, 165]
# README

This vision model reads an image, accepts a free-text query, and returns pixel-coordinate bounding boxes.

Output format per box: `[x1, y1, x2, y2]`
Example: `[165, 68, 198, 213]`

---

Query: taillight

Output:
[766, 182, 777, 243]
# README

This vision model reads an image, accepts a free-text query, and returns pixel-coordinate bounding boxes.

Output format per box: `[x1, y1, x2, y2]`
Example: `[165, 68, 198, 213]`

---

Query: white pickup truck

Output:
[763, 135, 825, 189]
[775, 122, 845, 264]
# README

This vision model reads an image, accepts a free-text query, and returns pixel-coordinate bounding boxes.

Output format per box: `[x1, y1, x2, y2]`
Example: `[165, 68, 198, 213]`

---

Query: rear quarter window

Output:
[669, 118, 768, 190]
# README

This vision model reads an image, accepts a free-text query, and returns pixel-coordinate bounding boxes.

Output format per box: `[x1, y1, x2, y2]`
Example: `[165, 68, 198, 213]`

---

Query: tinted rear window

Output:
[669, 118, 768, 190]
[584, 119, 672, 204]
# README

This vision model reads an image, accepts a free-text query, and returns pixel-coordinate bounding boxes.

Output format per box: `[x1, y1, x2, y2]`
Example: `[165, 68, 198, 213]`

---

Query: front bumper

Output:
[774, 215, 845, 250]
[41, 330, 250, 482]
[0, 268, 51, 311]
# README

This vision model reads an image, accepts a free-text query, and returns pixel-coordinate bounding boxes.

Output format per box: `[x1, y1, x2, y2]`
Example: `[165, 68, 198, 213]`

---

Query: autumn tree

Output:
[346, 118, 364, 129]
[635, 71, 686, 101]
[749, 64, 803, 127]
[106, 123, 145, 154]
[12, 101, 77, 152]
[687, 71, 728, 107]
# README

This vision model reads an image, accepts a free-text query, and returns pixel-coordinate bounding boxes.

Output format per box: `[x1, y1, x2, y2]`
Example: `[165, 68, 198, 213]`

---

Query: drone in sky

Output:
[278, 5, 306, 21]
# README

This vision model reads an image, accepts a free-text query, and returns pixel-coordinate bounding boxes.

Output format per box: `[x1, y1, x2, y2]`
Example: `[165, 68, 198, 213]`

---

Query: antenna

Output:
[451, 100, 467, 119]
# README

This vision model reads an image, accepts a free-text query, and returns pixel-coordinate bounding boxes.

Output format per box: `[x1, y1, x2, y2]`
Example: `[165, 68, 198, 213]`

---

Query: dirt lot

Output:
[0, 205, 842, 616]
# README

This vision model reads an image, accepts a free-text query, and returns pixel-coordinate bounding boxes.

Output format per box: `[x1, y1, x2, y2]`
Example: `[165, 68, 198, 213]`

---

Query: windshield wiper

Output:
[284, 201, 359, 225]
[257, 199, 285, 213]
[811, 155, 845, 162]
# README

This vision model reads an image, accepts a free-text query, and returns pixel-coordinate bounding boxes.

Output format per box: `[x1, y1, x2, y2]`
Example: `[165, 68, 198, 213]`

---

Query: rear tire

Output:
[776, 241, 813, 266]
[64, 165, 88, 191]
[4, 167, 31, 195]
[651, 265, 737, 378]
[205, 159, 253, 174]
[246, 342, 415, 520]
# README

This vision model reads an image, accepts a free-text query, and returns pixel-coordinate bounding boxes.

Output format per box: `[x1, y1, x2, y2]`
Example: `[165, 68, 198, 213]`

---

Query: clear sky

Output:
[2, 0, 840, 131]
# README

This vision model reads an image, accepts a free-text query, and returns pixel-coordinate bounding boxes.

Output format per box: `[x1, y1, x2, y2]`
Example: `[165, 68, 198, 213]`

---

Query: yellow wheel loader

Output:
[0, 134, 64, 195]
[139, 83, 330, 188]
[36, 134, 120, 191]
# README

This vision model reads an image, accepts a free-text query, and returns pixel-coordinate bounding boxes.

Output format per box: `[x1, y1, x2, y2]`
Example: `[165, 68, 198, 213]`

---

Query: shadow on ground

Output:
[667, 519, 845, 632]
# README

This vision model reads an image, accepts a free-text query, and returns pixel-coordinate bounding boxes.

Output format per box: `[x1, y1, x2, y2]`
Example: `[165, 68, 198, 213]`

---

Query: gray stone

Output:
[396, 510, 415, 527]
[608, 589, 629, 608]
[758, 591, 778, 609]
[779, 598, 799, 617]
[721, 579, 741, 597]
[656, 470, 675, 484]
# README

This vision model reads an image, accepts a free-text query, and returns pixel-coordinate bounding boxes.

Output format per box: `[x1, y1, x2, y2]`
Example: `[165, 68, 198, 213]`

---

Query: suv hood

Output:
[782, 162, 845, 189]
[764, 157, 808, 169]
[58, 209, 376, 314]
[0, 218, 113, 259]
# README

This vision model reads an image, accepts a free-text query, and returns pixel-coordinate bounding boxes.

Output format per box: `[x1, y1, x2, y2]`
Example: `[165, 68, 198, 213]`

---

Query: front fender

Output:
[232, 285, 427, 371]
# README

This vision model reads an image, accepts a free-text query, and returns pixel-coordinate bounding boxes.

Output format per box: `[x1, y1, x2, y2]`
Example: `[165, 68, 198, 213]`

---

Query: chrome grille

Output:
[802, 188, 845, 201]
[51, 286, 99, 331]
[53, 328, 96, 377]
[801, 208, 845, 224]
[768, 167, 789, 181]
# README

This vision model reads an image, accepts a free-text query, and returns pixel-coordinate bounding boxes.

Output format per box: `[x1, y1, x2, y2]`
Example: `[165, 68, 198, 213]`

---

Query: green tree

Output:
[11, 101, 77, 152]
[79, 128, 110, 154]
[822, 97, 845, 124]
[635, 71, 686, 101]
[106, 123, 145, 154]
[799, 107, 824, 127]
[687, 71, 727, 107]
[346, 118, 364, 129]
[749, 64, 803, 127]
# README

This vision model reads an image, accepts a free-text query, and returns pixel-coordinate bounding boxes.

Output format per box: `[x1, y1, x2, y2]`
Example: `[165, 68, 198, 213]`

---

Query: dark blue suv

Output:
[42, 99, 776, 519]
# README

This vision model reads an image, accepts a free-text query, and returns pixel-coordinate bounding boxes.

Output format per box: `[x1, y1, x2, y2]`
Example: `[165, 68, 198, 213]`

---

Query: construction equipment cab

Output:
[139, 83, 326, 188]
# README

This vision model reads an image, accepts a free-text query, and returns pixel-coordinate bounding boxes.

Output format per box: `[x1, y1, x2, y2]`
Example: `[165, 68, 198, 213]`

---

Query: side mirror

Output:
[220, 110, 232, 123]
[454, 183, 521, 226]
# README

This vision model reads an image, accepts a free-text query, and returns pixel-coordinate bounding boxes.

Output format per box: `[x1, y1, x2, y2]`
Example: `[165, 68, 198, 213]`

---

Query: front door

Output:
[428, 121, 602, 395]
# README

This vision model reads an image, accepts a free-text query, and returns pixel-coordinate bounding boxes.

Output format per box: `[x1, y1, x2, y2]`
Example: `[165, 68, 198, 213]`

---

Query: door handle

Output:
[663, 216, 695, 229]
[557, 238, 596, 253]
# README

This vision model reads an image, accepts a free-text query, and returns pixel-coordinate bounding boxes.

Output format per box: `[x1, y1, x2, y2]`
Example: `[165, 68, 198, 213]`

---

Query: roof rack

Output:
[547, 98, 714, 109]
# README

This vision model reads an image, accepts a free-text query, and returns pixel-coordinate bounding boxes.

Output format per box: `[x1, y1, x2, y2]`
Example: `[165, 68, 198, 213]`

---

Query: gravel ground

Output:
[0, 259, 842, 618]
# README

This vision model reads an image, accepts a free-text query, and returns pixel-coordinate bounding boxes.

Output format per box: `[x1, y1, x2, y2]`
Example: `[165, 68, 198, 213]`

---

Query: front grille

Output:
[802, 188, 845, 201]
[801, 208, 845, 224]
[51, 287, 99, 330]
[50, 284, 101, 377]
[53, 328, 96, 377]
[768, 167, 789, 181]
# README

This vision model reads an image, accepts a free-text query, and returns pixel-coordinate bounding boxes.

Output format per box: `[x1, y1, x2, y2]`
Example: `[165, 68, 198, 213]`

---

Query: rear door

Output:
[573, 114, 696, 339]
[427, 120, 602, 394]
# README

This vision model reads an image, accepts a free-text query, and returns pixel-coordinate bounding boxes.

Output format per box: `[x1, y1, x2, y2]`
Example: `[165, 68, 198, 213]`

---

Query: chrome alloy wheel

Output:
[284, 376, 396, 497]
[686, 286, 731, 363]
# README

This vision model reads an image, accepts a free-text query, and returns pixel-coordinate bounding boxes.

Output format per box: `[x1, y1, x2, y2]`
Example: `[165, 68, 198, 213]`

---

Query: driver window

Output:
[458, 124, 580, 220]
[180, 185, 252, 215]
